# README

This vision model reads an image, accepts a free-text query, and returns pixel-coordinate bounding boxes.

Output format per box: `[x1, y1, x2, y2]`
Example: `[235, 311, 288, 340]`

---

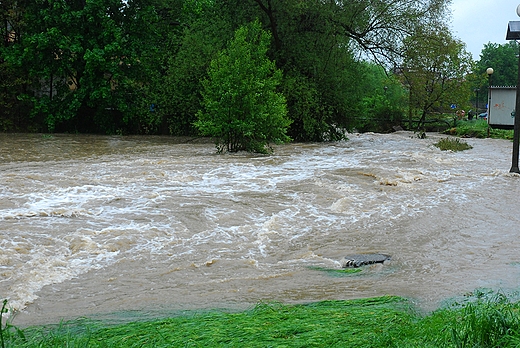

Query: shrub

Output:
[195, 20, 291, 154]
[434, 137, 473, 151]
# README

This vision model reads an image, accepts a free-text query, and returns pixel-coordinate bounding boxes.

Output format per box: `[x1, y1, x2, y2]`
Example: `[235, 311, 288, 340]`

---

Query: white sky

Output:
[450, 0, 519, 60]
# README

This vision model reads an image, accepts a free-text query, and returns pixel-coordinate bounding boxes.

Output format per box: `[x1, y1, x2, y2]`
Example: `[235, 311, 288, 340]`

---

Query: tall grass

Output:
[3, 291, 520, 347]
[444, 291, 520, 347]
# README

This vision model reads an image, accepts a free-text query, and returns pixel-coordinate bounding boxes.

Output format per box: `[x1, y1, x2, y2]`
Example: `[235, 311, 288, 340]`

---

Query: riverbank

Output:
[3, 132, 520, 331]
[3, 291, 520, 347]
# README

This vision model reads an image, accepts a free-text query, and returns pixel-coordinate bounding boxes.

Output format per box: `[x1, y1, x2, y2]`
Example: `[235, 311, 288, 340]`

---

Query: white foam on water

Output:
[2, 132, 514, 319]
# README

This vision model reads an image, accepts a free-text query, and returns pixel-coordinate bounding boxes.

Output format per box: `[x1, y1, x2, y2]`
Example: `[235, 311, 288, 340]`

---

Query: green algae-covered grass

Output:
[307, 266, 363, 276]
[4, 292, 520, 347]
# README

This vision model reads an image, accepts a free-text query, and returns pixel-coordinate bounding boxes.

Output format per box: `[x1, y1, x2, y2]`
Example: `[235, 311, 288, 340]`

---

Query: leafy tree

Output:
[0, 0, 457, 136]
[400, 25, 473, 129]
[239, 0, 362, 140]
[477, 42, 519, 87]
[0, 0, 31, 131]
[237, 0, 451, 139]
[354, 63, 407, 132]
[3, 0, 162, 133]
[473, 42, 519, 112]
[161, 1, 232, 135]
[195, 20, 290, 153]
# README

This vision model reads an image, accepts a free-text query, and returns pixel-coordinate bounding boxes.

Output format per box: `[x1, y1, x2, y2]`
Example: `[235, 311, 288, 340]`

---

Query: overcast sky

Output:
[450, 0, 519, 60]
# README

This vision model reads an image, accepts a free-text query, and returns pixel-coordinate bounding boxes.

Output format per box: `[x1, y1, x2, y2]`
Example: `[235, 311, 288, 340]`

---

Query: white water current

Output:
[1, 132, 520, 326]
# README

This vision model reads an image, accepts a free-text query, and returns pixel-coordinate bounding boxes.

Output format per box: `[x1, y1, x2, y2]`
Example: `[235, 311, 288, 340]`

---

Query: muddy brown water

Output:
[2, 132, 520, 327]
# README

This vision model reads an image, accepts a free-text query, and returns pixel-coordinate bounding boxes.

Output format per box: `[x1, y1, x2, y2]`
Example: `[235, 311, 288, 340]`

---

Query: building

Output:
[488, 86, 516, 128]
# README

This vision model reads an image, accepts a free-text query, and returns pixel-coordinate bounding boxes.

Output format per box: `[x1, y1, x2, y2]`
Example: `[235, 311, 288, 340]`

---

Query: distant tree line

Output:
[1, 0, 512, 147]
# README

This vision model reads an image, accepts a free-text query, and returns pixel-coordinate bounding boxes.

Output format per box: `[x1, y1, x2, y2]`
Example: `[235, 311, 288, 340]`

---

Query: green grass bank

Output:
[2, 291, 520, 347]
[445, 119, 514, 140]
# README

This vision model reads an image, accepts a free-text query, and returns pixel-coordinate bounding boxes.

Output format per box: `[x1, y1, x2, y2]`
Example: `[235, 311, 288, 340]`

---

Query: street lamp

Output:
[486, 68, 493, 137]
[474, 88, 479, 120]
[506, 13, 520, 173]
[486, 67, 494, 123]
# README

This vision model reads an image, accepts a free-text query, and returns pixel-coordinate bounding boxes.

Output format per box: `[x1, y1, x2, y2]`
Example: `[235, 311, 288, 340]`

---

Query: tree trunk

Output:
[252, 0, 281, 51]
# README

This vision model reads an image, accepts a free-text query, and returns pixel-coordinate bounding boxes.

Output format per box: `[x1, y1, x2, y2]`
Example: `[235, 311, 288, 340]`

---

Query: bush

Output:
[195, 20, 291, 154]
[434, 137, 473, 151]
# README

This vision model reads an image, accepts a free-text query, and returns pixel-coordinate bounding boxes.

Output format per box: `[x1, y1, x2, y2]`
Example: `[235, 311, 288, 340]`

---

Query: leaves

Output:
[196, 20, 290, 153]
[400, 25, 474, 126]
[1, 0, 164, 133]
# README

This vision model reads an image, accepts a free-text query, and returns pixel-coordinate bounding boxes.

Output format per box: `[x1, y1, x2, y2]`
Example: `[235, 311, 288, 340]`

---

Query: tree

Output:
[161, 0, 232, 136]
[0, 0, 31, 131]
[0, 0, 457, 135]
[400, 26, 473, 129]
[477, 42, 519, 87]
[3, 0, 162, 133]
[241, 0, 451, 139]
[354, 63, 407, 132]
[473, 42, 519, 112]
[195, 20, 290, 153]
[240, 0, 366, 141]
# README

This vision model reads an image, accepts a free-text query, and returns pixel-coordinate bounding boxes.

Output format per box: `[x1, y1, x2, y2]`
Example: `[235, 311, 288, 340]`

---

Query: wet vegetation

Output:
[2, 291, 520, 347]
[1, 0, 503, 147]
[445, 119, 514, 140]
[434, 137, 473, 152]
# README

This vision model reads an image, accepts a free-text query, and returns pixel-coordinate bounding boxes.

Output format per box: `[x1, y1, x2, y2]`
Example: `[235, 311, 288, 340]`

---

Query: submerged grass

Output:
[3, 291, 520, 347]
[307, 266, 363, 276]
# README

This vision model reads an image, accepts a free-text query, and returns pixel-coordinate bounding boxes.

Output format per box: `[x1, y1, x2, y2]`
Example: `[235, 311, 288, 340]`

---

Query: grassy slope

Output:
[446, 119, 514, 140]
[3, 292, 520, 347]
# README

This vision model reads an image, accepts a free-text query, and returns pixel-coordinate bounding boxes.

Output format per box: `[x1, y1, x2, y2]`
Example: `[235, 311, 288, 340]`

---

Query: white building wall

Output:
[489, 86, 516, 127]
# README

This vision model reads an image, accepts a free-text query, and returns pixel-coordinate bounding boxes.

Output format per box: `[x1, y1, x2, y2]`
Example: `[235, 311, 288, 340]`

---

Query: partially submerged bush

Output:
[434, 137, 472, 151]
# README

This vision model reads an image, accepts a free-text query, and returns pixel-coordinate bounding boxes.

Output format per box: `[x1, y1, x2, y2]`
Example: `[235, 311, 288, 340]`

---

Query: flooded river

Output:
[2, 132, 520, 326]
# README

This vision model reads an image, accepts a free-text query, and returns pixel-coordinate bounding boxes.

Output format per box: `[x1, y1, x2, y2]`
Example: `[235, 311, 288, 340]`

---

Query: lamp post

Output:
[486, 67, 494, 123]
[506, 10, 520, 173]
[474, 88, 479, 120]
[486, 68, 493, 137]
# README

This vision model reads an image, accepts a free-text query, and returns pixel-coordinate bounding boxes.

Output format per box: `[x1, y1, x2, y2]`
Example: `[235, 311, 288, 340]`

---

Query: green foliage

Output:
[0, 299, 6, 348]
[401, 25, 474, 129]
[0, 299, 25, 348]
[162, 12, 232, 136]
[350, 64, 406, 132]
[1, 0, 164, 134]
[472, 42, 519, 114]
[281, 71, 335, 141]
[0, 0, 459, 136]
[268, 1, 362, 141]
[6, 292, 520, 347]
[356, 95, 404, 133]
[445, 119, 514, 140]
[434, 137, 473, 151]
[445, 120, 489, 138]
[440, 290, 520, 348]
[195, 20, 291, 153]
[477, 42, 519, 87]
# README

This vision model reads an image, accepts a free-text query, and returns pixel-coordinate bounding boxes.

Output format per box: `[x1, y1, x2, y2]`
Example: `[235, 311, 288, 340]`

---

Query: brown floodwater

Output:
[1, 131, 520, 327]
